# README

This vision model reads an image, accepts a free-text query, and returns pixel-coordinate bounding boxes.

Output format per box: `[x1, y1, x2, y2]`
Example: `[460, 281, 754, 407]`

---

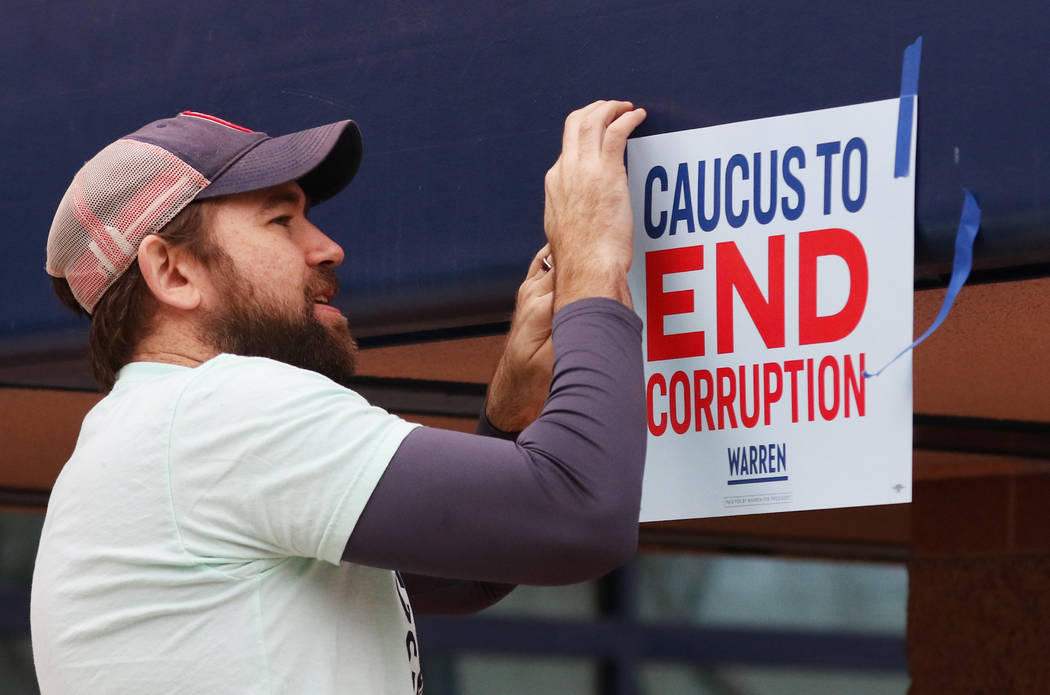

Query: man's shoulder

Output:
[180, 354, 366, 415]
[199, 353, 344, 388]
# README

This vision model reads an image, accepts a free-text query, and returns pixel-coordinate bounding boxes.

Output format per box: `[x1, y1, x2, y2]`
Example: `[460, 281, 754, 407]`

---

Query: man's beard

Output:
[200, 262, 358, 383]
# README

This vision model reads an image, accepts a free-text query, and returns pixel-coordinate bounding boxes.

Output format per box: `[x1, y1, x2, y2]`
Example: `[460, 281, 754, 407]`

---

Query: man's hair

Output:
[51, 201, 217, 391]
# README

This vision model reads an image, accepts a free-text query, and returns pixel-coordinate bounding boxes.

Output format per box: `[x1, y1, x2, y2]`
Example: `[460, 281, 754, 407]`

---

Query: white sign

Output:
[627, 98, 915, 521]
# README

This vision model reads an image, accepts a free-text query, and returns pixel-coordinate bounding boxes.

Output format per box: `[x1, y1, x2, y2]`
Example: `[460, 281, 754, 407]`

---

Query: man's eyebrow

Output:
[259, 189, 309, 214]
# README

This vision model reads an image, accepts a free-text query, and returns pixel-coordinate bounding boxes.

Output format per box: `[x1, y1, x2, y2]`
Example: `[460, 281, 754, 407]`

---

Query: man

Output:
[32, 101, 648, 693]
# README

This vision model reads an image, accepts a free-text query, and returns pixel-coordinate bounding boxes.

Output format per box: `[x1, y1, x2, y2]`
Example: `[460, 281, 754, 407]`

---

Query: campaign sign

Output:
[627, 98, 915, 521]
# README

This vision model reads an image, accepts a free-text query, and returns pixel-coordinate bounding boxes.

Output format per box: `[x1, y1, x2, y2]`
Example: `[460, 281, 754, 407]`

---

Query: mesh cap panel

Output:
[45, 139, 210, 312]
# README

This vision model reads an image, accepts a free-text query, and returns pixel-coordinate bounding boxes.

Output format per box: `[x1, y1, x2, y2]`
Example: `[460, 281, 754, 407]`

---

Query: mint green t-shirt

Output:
[31, 355, 422, 694]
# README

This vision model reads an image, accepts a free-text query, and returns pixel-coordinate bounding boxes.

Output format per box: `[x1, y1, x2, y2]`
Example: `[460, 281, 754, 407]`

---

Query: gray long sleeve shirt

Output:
[344, 298, 647, 610]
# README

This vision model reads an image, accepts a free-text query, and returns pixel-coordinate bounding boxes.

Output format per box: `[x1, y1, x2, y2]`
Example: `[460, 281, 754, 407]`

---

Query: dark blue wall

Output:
[3, 0, 1049, 353]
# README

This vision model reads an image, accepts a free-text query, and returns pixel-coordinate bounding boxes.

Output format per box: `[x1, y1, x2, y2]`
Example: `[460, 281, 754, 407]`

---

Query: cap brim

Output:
[195, 120, 362, 205]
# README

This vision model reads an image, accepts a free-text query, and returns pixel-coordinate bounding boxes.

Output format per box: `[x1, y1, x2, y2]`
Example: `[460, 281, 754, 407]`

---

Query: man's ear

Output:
[137, 235, 205, 311]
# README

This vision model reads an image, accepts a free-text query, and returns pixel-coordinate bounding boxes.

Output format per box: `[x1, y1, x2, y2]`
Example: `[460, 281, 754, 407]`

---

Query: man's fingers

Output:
[572, 100, 614, 154]
[519, 260, 555, 303]
[562, 100, 634, 160]
[526, 244, 553, 279]
[579, 101, 635, 156]
[560, 103, 603, 159]
[518, 244, 555, 305]
[518, 290, 555, 345]
[531, 266, 555, 296]
[601, 107, 647, 162]
[595, 100, 636, 129]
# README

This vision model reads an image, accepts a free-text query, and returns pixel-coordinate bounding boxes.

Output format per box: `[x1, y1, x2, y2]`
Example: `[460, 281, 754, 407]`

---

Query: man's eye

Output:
[270, 216, 293, 227]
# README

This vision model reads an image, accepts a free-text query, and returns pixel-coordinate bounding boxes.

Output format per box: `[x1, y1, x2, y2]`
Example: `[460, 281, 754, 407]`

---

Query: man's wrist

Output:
[554, 273, 632, 312]
[478, 398, 523, 440]
[549, 249, 632, 312]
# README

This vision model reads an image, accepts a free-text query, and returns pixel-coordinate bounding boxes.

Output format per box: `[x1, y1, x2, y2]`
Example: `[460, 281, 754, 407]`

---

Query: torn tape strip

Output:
[864, 189, 982, 378]
[894, 36, 923, 178]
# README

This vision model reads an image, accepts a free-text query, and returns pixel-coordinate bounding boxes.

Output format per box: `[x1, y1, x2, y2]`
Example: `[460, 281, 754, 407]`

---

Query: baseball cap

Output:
[45, 111, 363, 313]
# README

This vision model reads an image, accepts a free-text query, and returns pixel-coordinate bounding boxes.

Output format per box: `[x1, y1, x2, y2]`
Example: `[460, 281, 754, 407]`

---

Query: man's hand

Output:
[484, 245, 555, 432]
[544, 100, 647, 312]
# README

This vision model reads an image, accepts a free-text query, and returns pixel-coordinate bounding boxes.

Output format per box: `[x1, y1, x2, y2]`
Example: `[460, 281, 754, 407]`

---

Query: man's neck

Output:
[130, 320, 218, 369]
[128, 349, 211, 369]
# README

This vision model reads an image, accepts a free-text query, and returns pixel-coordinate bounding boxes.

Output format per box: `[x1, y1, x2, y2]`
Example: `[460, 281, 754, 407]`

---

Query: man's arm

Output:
[393, 288, 552, 615]
[482, 244, 556, 433]
[344, 101, 648, 589]
[346, 299, 644, 585]
[544, 100, 645, 311]
[399, 573, 515, 615]
[390, 244, 554, 614]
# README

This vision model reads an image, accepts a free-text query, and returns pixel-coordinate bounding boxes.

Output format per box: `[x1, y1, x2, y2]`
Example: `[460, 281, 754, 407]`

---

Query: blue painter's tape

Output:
[864, 189, 982, 378]
[894, 95, 915, 178]
[894, 37, 922, 178]
[900, 37, 922, 96]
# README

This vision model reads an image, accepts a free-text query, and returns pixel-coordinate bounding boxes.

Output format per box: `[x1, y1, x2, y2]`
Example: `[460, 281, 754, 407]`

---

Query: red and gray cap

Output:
[45, 111, 362, 313]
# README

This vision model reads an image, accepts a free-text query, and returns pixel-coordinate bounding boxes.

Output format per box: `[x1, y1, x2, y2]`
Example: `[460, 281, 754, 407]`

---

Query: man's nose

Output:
[303, 223, 345, 268]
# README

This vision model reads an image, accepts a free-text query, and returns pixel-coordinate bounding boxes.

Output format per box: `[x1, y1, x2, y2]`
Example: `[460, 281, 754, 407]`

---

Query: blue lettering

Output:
[842, 137, 867, 213]
[728, 447, 741, 476]
[816, 140, 841, 215]
[644, 166, 668, 238]
[698, 159, 721, 232]
[753, 150, 778, 225]
[670, 162, 695, 235]
[726, 154, 750, 228]
[781, 146, 805, 221]
[728, 442, 788, 481]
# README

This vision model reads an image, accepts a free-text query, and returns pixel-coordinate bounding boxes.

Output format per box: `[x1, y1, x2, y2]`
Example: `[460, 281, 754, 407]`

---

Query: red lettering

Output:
[844, 353, 866, 417]
[716, 367, 738, 429]
[669, 371, 691, 435]
[806, 357, 816, 421]
[762, 361, 783, 426]
[799, 228, 869, 345]
[818, 355, 840, 420]
[715, 236, 785, 354]
[738, 363, 760, 428]
[693, 369, 715, 431]
[646, 246, 705, 361]
[646, 373, 667, 436]
[783, 359, 804, 423]
[639, 355, 867, 432]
